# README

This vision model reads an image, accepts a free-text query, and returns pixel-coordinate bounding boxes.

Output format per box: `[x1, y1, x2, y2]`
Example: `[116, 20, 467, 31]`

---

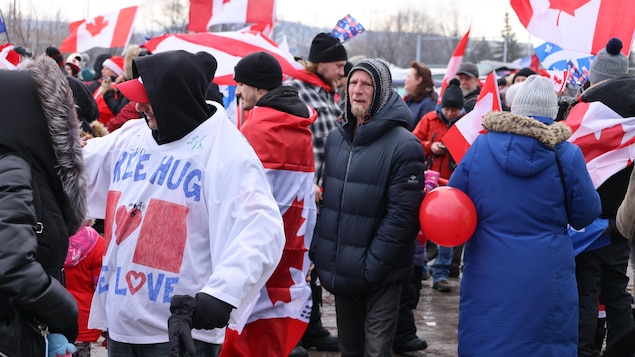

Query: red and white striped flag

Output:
[188, 0, 276, 33]
[443, 71, 501, 163]
[141, 31, 303, 85]
[511, 0, 635, 55]
[439, 28, 470, 99]
[59, 6, 138, 53]
[565, 101, 635, 188]
[221, 106, 318, 357]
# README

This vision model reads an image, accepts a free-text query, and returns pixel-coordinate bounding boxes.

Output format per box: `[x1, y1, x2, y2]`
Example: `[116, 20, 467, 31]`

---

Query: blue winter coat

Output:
[448, 112, 601, 357]
[311, 91, 425, 296]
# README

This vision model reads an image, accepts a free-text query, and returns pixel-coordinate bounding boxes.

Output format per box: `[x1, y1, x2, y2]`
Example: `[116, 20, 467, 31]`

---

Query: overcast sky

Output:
[20, 0, 530, 42]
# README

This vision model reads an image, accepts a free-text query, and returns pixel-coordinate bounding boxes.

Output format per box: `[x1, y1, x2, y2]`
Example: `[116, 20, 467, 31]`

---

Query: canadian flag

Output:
[541, 69, 569, 93]
[59, 6, 138, 53]
[188, 0, 276, 33]
[565, 101, 635, 188]
[221, 106, 317, 357]
[142, 31, 303, 85]
[439, 28, 470, 99]
[442, 71, 501, 163]
[511, 0, 635, 55]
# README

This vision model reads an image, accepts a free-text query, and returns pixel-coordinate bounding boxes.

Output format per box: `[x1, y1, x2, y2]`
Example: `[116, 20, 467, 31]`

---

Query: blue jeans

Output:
[107, 337, 221, 357]
[432, 246, 453, 282]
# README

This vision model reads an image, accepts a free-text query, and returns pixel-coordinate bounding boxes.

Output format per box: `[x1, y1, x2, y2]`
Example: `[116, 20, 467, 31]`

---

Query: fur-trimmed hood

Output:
[480, 111, 573, 178]
[483, 111, 572, 147]
[0, 55, 87, 235]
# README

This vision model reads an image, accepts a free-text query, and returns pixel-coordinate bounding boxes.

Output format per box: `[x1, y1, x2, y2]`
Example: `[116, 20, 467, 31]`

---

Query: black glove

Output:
[168, 295, 197, 357]
[191, 293, 234, 330]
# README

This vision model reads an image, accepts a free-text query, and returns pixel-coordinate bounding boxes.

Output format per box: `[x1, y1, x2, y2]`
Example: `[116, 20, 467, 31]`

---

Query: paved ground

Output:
[90, 264, 634, 357]
[90, 276, 461, 357]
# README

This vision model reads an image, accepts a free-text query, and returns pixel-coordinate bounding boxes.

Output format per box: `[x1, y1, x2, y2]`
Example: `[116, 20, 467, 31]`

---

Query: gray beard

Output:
[351, 104, 366, 118]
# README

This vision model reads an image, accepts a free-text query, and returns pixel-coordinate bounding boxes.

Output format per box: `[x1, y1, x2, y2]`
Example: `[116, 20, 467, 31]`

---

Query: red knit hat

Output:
[102, 56, 125, 77]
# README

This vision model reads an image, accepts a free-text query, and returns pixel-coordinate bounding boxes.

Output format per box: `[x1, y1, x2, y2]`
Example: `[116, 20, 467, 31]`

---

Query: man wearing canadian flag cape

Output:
[219, 52, 318, 357]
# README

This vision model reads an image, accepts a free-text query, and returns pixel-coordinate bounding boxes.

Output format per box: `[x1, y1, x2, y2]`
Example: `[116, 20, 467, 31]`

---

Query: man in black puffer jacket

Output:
[310, 58, 425, 356]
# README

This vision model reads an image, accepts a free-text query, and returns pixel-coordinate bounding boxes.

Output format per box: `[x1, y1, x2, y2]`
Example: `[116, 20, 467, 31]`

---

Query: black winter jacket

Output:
[0, 56, 86, 355]
[311, 91, 425, 296]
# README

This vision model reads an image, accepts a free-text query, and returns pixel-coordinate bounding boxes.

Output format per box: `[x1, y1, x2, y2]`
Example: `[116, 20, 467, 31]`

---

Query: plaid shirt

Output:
[284, 77, 341, 185]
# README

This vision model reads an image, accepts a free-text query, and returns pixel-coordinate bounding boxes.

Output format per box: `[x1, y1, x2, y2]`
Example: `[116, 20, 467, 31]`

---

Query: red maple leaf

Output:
[266, 197, 307, 305]
[571, 124, 634, 163]
[549, 0, 591, 25]
[85, 16, 109, 37]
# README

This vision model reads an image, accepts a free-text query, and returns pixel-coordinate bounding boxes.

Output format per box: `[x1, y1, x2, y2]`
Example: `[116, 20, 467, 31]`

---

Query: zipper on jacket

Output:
[332, 130, 358, 291]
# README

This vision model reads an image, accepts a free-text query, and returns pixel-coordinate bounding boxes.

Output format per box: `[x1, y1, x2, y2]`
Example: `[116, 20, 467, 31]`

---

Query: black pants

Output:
[394, 265, 423, 347]
[576, 230, 633, 357]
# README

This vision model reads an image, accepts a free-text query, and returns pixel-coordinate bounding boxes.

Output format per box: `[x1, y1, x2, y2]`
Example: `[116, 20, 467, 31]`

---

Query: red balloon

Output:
[419, 186, 477, 247]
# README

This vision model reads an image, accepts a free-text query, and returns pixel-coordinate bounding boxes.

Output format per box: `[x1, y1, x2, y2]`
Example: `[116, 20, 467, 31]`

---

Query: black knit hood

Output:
[131, 50, 217, 144]
[0, 55, 87, 235]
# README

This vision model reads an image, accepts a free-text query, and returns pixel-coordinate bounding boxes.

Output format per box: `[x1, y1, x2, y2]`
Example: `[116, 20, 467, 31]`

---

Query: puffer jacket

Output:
[311, 91, 425, 296]
[0, 56, 86, 355]
[449, 111, 600, 357]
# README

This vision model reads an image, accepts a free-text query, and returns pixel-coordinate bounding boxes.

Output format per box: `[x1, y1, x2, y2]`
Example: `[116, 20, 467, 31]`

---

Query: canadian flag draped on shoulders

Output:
[565, 78, 635, 188]
[511, 0, 635, 55]
[220, 104, 318, 356]
[59, 6, 138, 53]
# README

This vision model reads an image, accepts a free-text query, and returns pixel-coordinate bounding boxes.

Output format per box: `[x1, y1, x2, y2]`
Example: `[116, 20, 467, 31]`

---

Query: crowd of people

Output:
[0, 30, 634, 357]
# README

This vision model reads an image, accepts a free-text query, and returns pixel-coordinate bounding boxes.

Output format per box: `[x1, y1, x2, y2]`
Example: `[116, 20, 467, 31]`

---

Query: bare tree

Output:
[4, 0, 67, 56]
[144, 0, 189, 36]
[345, 8, 442, 67]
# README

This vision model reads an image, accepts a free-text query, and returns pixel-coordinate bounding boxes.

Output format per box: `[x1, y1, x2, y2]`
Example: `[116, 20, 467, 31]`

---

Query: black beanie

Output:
[45, 46, 64, 68]
[512, 67, 536, 83]
[441, 78, 464, 109]
[308, 33, 347, 63]
[234, 52, 282, 90]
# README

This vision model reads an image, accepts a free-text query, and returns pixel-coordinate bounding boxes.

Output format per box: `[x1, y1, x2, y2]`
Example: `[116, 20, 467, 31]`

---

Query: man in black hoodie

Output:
[82, 50, 285, 357]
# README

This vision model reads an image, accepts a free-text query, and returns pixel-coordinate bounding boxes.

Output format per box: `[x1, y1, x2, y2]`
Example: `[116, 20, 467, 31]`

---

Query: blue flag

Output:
[534, 42, 594, 86]
[330, 14, 365, 43]
[0, 13, 6, 34]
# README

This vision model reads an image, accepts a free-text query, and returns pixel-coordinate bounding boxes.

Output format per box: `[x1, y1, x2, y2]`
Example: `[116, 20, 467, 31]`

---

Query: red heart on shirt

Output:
[126, 270, 146, 295]
[114, 205, 142, 244]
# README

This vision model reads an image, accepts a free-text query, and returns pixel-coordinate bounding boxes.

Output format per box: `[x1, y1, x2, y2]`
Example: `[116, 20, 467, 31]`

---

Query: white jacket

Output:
[84, 104, 284, 344]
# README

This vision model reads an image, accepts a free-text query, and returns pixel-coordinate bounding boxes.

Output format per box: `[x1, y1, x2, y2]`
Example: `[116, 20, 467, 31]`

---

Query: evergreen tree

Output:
[493, 10, 522, 62]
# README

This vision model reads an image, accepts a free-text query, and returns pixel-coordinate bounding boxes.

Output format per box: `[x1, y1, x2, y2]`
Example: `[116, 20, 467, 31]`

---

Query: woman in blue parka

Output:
[448, 75, 601, 357]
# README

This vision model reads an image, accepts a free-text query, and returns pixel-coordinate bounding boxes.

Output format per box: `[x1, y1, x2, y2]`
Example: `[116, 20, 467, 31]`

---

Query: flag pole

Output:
[0, 9, 11, 44]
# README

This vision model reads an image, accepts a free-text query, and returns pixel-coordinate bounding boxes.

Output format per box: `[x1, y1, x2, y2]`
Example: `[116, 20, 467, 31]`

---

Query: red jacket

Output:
[64, 226, 106, 342]
[412, 110, 457, 180]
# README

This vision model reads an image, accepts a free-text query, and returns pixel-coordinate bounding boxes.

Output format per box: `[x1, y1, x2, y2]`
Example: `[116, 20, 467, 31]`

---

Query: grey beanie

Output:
[588, 38, 629, 85]
[511, 75, 558, 119]
[347, 58, 392, 117]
